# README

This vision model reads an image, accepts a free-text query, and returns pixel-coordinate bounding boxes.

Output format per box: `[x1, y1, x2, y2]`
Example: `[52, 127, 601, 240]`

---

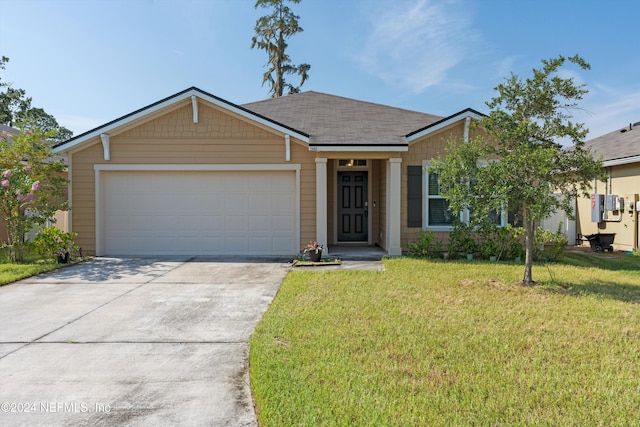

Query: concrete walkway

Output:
[0, 257, 290, 426]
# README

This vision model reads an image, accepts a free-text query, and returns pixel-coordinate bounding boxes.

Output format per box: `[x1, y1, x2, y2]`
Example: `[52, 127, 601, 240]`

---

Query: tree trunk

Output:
[522, 209, 535, 285]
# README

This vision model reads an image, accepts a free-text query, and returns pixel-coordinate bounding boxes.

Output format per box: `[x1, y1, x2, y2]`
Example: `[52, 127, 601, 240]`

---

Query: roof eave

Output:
[309, 145, 409, 152]
[405, 108, 485, 142]
[603, 155, 640, 167]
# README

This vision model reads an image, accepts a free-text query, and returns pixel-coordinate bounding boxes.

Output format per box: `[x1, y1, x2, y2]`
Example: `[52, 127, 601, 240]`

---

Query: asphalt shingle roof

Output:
[243, 91, 443, 146]
[584, 122, 640, 162]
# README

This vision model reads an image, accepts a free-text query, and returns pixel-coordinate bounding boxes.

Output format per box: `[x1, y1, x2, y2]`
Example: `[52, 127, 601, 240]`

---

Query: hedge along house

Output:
[52, 87, 484, 257]
[575, 121, 640, 251]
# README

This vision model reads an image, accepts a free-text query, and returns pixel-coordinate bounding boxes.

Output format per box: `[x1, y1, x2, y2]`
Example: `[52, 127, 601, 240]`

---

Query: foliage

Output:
[0, 128, 68, 262]
[447, 221, 477, 257]
[31, 225, 78, 261]
[432, 55, 604, 284]
[0, 56, 72, 143]
[534, 226, 568, 261]
[407, 229, 444, 258]
[251, 0, 311, 97]
[478, 223, 525, 261]
[251, 257, 640, 425]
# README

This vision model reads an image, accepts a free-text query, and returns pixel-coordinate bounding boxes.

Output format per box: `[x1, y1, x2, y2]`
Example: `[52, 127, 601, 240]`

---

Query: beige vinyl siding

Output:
[400, 121, 486, 250]
[576, 162, 640, 251]
[70, 101, 317, 255]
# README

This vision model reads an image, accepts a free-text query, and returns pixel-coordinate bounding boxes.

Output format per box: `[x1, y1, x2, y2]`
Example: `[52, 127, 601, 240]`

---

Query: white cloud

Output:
[357, 0, 479, 93]
[581, 84, 640, 138]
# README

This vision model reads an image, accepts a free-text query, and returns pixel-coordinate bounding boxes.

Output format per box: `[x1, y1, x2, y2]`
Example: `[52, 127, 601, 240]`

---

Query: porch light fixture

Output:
[339, 159, 367, 167]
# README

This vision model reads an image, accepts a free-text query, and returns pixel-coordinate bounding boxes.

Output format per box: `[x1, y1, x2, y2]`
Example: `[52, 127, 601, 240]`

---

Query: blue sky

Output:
[1, 0, 639, 140]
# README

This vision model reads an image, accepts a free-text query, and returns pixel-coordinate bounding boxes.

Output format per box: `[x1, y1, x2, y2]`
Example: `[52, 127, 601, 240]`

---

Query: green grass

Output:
[250, 253, 640, 426]
[0, 251, 71, 285]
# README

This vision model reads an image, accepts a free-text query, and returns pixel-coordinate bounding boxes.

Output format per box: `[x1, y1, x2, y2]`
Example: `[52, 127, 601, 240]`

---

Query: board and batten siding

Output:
[70, 101, 317, 255]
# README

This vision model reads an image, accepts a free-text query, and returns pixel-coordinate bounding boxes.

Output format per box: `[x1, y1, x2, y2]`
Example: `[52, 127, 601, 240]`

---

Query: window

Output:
[423, 160, 507, 229]
[426, 170, 455, 227]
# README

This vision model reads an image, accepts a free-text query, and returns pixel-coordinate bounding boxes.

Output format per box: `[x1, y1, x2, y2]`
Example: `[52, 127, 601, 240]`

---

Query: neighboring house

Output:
[52, 87, 486, 257]
[574, 121, 640, 251]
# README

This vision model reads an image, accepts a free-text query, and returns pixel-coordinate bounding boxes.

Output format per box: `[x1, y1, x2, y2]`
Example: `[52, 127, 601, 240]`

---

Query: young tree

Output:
[433, 55, 604, 285]
[0, 128, 68, 263]
[251, 0, 311, 97]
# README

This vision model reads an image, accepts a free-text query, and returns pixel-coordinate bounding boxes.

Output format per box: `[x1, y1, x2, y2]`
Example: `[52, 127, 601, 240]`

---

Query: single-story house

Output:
[52, 87, 486, 257]
[575, 121, 640, 251]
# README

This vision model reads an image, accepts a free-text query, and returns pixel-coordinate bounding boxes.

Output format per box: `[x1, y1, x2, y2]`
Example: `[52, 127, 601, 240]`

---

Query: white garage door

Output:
[100, 170, 297, 256]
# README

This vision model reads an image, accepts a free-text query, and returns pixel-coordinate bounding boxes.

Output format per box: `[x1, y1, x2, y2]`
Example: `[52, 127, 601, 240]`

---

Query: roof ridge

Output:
[243, 90, 441, 118]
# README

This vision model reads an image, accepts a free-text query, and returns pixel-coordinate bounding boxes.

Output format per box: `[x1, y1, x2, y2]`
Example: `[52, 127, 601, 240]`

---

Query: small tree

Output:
[433, 55, 604, 285]
[0, 128, 68, 262]
[251, 0, 311, 97]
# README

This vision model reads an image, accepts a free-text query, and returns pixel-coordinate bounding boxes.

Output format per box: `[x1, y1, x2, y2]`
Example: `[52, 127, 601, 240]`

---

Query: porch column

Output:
[315, 158, 328, 254]
[387, 158, 402, 256]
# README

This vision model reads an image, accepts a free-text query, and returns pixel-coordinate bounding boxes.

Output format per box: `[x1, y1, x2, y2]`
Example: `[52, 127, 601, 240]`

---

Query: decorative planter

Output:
[309, 249, 322, 262]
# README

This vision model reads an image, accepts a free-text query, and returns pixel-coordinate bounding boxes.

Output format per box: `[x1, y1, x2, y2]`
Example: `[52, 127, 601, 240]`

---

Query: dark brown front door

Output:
[338, 171, 368, 242]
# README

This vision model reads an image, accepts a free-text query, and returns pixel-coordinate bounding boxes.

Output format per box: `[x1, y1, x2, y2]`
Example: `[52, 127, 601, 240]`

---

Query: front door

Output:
[338, 171, 368, 242]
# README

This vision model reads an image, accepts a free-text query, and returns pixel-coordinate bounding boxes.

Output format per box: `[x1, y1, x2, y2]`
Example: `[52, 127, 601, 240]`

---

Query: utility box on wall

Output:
[624, 194, 639, 213]
[591, 194, 604, 223]
[605, 194, 620, 211]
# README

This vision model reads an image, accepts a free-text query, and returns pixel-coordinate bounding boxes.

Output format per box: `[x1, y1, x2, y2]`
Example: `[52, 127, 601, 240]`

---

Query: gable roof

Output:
[242, 91, 443, 147]
[52, 87, 309, 154]
[52, 87, 482, 154]
[584, 121, 640, 166]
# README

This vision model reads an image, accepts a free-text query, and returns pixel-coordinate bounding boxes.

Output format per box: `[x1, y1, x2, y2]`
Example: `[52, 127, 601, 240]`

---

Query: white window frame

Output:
[422, 160, 507, 229]
[422, 160, 458, 230]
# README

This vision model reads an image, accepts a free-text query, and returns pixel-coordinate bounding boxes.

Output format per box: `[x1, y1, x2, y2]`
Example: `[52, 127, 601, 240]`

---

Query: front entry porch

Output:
[315, 157, 403, 257]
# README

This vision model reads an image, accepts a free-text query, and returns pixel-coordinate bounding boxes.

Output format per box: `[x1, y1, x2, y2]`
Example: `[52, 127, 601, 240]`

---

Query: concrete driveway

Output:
[0, 257, 289, 426]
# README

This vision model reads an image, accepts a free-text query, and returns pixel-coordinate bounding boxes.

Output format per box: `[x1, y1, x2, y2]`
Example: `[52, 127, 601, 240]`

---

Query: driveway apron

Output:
[0, 257, 289, 426]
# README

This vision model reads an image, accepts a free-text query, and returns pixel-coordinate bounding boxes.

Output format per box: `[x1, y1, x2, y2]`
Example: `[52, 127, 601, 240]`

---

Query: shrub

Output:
[407, 230, 437, 258]
[31, 226, 78, 261]
[534, 226, 568, 261]
[448, 222, 478, 258]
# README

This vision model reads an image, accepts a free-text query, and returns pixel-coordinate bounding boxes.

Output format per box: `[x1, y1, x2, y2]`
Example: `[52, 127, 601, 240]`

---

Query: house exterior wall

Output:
[400, 121, 483, 250]
[576, 162, 640, 251]
[69, 101, 317, 255]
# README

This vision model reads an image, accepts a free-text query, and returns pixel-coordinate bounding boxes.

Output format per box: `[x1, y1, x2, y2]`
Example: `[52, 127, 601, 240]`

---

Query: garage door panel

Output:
[101, 171, 296, 256]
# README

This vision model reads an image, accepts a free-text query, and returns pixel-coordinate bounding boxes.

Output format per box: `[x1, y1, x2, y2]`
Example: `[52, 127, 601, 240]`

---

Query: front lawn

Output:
[250, 253, 640, 426]
[0, 252, 73, 285]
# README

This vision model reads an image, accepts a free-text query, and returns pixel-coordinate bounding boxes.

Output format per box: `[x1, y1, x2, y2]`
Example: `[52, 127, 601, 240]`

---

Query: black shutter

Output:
[407, 166, 423, 227]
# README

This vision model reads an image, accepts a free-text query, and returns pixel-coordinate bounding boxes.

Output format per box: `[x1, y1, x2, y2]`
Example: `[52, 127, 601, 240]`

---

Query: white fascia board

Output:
[309, 145, 408, 152]
[407, 111, 484, 143]
[94, 164, 301, 172]
[603, 155, 640, 167]
[53, 88, 309, 154]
